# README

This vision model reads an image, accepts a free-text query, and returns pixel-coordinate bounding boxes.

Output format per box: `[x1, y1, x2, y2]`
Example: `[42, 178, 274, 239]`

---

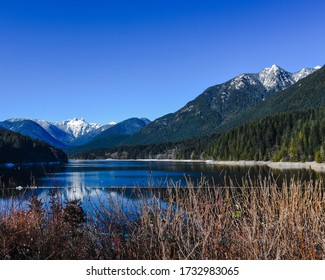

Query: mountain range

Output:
[0, 117, 150, 149]
[122, 65, 320, 145]
[0, 64, 323, 162]
[74, 64, 325, 162]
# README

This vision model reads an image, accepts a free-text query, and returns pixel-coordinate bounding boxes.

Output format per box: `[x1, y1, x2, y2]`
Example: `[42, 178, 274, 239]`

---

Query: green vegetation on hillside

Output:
[122, 66, 324, 146]
[122, 80, 268, 145]
[220, 65, 325, 131]
[0, 129, 68, 164]
[201, 108, 325, 162]
[70, 108, 325, 163]
[70, 66, 325, 162]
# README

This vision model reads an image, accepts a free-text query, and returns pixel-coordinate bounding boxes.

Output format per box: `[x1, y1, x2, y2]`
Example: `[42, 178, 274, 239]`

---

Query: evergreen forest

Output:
[0, 129, 68, 164]
[71, 108, 325, 163]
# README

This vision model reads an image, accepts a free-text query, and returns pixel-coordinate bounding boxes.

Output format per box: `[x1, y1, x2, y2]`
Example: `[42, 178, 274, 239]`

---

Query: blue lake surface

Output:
[0, 160, 323, 214]
[0, 159, 265, 189]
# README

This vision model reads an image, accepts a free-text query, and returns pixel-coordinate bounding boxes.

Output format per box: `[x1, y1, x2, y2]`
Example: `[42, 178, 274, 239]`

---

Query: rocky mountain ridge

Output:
[122, 65, 320, 145]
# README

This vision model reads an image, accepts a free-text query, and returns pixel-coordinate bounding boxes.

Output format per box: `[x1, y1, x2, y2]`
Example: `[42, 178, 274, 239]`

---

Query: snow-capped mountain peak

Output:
[55, 118, 101, 139]
[257, 65, 320, 91]
[0, 116, 151, 148]
[258, 65, 294, 91]
[292, 66, 321, 82]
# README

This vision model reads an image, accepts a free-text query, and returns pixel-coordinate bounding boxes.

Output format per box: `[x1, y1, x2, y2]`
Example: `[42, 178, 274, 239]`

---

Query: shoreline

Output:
[206, 160, 325, 172]
[122, 159, 325, 172]
[71, 158, 325, 172]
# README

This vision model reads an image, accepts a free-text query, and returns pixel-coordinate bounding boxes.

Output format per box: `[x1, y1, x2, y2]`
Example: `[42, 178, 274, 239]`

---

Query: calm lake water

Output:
[0, 160, 323, 213]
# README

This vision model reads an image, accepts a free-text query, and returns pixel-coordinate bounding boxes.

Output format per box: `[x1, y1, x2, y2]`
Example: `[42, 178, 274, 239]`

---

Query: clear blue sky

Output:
[0, 0, 324, 124]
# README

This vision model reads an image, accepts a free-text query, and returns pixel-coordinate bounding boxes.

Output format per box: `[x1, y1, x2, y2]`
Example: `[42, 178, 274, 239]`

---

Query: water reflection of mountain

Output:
[0, 160, 290, 191]
[0, 185, 169, 218]
[1, 160, 325, 216]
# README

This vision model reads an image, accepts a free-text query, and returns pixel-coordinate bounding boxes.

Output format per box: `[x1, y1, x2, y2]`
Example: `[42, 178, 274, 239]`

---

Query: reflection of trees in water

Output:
[3, 161, 323, 190]
[1, 161, 325, 216]
[0, 185, 170, 219]
[0, 163, 66, 189]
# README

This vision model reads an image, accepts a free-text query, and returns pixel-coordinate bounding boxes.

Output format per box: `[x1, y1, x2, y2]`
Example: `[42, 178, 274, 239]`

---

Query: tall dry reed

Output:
[0, 174, 324, 259]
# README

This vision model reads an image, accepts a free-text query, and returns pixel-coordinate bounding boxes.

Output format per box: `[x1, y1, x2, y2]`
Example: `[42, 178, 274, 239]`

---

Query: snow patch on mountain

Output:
[230, 74, 258, 90]
[292, 66, 320, 82]
[32, 119, 75, 144]
[181, 105, 194, 114]
[220, 92, 229, 103]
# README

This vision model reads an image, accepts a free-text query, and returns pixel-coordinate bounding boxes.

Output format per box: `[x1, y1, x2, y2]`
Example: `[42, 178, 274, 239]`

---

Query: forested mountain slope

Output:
[123, 65, 318, 145]
[0, 128, 68, 164]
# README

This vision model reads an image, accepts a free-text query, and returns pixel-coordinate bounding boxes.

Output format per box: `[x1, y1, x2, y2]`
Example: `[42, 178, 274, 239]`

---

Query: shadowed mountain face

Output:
[78, 118, 151, 149]
[0, 119, 68, 148]
[0, 118, 104, 148]
[123, 65, 319, 145]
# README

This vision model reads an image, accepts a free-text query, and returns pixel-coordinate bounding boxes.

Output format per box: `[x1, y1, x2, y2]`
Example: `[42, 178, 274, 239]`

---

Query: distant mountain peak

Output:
[258, 65, 293, 91]
[0, 116, 151, 148]
[227, 64, 311, 94]
[126, 63, 320, 145]
[267, 64, 281, 71]
[292, 67, 316, 82]
[257, 64, 319, 91]
[229, 74, 259, 90]
[55, 118, 101, 139]
[259, 64, 283, 75]
[272, 64, 280, 69]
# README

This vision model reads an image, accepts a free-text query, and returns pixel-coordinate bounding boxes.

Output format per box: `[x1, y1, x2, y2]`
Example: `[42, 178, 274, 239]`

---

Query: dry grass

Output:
[0, 175, 325, 259]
